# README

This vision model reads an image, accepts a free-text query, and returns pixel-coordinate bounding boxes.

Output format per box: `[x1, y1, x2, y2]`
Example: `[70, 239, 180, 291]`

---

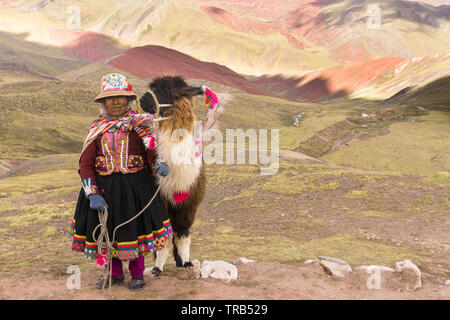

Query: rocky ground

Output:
[0, 258, 448, 300]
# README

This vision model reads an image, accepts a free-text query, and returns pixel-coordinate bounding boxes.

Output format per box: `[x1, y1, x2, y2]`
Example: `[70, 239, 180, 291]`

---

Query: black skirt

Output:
[69, 167, 173, 261]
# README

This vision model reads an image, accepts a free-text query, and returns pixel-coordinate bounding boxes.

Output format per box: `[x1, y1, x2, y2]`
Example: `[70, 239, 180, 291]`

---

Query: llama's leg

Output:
[153, 239, 172, 276]
[152, 247, 170, 276]
[173, 233, 192, 268]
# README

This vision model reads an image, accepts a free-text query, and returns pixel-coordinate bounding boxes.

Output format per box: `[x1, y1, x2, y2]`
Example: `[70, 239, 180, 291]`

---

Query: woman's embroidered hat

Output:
[94, 73, 137, 103]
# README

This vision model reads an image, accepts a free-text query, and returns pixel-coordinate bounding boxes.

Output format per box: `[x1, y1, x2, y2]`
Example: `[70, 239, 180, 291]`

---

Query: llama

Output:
[139, 75, 207, 274]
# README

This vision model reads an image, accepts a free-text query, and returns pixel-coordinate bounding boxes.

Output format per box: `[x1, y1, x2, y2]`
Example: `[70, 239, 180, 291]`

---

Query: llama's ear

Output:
[140, 91, 157, 114]
[180, 86, 204, 97]
[149, 84, 157, 92]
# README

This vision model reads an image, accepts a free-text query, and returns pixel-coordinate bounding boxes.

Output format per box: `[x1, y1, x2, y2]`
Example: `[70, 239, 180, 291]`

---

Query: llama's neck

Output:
[159, 98, 195, 133]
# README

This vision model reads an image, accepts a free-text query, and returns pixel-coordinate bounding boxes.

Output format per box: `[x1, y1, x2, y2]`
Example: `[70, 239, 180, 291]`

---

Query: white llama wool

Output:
[156, 128, 202, 204]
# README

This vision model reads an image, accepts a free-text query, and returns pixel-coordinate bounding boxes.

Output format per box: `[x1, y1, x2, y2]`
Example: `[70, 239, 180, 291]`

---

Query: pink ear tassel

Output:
[173, 190, 190, 203]
[205, 87, 219, 110]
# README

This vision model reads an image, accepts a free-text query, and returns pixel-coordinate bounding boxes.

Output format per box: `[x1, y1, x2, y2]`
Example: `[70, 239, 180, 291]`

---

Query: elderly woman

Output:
[69, 74, 172, 291]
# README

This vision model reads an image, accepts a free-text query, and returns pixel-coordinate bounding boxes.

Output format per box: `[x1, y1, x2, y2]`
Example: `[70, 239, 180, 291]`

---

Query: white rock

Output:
[144, 267, 154, 275]
[362, 113, 369, 117]
[303, 259, 316, 265]
[232, 257, 256, 265]
[201, 260, 238, 283]
[445, 280, 450, 286]
[395, 260, 422, 290]
[318, 256, 352, 278]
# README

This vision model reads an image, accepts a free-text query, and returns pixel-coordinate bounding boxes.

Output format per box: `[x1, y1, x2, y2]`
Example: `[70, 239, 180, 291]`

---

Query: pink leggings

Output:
[110, 256, 145, 278]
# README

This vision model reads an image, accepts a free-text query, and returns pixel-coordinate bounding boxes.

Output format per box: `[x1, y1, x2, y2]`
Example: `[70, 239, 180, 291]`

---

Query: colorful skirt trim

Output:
[71, 220, 173, 261]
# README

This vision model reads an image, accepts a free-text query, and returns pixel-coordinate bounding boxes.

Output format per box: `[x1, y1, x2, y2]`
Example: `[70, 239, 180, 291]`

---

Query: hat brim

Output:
[94, 90, 137, 103]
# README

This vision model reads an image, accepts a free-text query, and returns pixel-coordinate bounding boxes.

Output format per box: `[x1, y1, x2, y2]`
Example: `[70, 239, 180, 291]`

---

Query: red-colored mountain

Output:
[254, 57, 410, 101]
[107, 45, 268, 96]
[51, 29, 127, 62]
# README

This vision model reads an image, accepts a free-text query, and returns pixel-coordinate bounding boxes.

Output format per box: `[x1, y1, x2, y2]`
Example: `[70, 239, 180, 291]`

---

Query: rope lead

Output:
[93, 185, 161, 298]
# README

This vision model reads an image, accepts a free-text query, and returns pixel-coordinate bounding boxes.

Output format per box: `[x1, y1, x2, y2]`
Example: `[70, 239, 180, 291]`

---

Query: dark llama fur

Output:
[140, 75, 207, 272]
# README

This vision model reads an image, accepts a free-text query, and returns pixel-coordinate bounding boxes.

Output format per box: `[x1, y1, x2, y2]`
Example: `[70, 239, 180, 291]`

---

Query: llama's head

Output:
[140, 75, 204, 118]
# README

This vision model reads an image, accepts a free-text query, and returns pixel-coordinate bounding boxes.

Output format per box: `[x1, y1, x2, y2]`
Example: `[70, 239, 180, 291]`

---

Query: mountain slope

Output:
[1, 0, 449, 102]
[106, 45, 268, 96]
[253, 53, 450, 102]
[0, 31, 88, 77]
[3, 0, 449, 76]
[53, 29, 130, 62]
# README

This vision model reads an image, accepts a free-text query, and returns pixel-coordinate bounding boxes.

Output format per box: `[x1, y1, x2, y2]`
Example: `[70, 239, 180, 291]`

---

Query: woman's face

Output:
[104, 96, 129, 118]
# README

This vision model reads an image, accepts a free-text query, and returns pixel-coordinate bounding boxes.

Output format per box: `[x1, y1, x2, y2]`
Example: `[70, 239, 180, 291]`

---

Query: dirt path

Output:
[0, 261, 448, 300]
[431, 149, 450, 172]
[0, 159, 28, 178]
[279, 149, 328, 165]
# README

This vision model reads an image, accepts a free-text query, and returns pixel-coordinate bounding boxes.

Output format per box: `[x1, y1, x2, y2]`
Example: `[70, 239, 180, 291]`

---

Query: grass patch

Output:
[1, 203, 73, 227]
[422, 172, 450, 186]
[405, 193, 443, 216]
[0, 79, 99, 159]
[351, 210, 392, 218]
[206, 164, 261, 187]
[293, 219, 325, 229]
[215, 225, 234, 235]
[193, 233, 429, 268]
[212, 186, 259, 208]
[0, 161, 86, 275]
[297, 210, 310, 217]
[0, 169, 79, 196]
[261, 164, 342, 195]
[0, 200, 88, 275]
[5, 154, 79, 178]
[344, 190, 371, 199]
[44, 186, 81, 199]
[322, 110, 450, 175]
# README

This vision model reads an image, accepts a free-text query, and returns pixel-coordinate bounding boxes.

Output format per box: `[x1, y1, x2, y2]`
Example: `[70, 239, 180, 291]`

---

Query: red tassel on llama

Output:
[173, 190, 190, 203]
[96, 249, 109, 267]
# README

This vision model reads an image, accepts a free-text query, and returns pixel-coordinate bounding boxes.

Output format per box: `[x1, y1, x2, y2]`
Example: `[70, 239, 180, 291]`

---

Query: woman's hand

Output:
[155, 161, 169, 176]
[88, 194, 109, 211]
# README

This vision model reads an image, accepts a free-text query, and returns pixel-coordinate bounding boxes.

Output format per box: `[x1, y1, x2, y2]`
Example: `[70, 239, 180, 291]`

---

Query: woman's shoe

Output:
[129, 277, 146, 291]
[96, 275, 125, 289]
